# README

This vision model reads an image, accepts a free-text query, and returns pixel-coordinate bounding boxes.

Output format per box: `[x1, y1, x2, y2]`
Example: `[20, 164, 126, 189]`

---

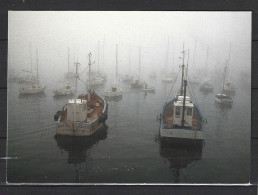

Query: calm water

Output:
[7, 73, 250, 183]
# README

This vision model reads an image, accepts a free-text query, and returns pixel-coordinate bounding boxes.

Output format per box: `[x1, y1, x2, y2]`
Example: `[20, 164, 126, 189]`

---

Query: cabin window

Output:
[187, 108, 192, 116]
[175, 107, 180, 116]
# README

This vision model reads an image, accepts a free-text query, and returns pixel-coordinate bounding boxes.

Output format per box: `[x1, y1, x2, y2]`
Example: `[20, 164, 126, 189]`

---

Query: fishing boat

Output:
[104, 45, 123, 98]
[200, 47, 213, 92]
[54, 52, 108, 136]
[131, 47, 144, 88]
[160, 46, 204, 143]
[19, 48, 45, 95]
[141, 82, 155, 93]
[215, 63, 233, 106]
[53, 48, 75, 97]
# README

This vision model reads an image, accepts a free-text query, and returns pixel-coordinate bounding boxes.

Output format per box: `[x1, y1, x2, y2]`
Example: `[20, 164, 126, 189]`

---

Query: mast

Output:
[116, 44, 118, 84]
[68, 47, 70, 85]
[138, 47, 141, 81]
[30, 43, 32, 74]
[87, 52, 94, 101]
[227, 42, 231, 81]
[180, 44, 186, 96]
[181, 80, 187, 127]
[98, 40, 100, 72]
[205, 47, 209, 76]
[36, 48, 39, 85]
[75, 62, 79, 94]
[222, 61, 228, 93]
[181, 49, 189, 127]
[129, 45, 131, 77]
[166, 37, 169, 76]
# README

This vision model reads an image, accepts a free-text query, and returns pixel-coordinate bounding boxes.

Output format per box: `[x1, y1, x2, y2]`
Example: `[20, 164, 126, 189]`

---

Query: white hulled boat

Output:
[131, 47, 144, 88]
[223, 42, 236, 94]
[200, 47, 213, 92]
[104, 45, 123, 98]
[53, 48, 75, 97]
[215, 63, 233, 106]
[19, 48, 45, 95]
[160, 45, 204, 144]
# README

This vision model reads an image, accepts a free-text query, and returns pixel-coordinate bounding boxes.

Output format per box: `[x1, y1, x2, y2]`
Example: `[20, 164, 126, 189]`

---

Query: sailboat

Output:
[141, 82, 155, 93]
[104, 45, 123, 98]
[53, 48, 75, 96]
[215, 61, 233, 106]
[162, 38, 173, 82]
[223, 42, 236, 94]
[189, 38, 200, 85]
[159, 45, 204, 143]
[19, 48, 45, 95]
[131, 47, 144, 88]
[122, 46, 133, 83]
[54, 52, 108, 136]
[199, 47, 213, 92]
[18, 44, 37, 84]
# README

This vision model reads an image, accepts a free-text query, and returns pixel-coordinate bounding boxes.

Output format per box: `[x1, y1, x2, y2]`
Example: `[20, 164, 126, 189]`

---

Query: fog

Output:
[8, 11, 251, 85]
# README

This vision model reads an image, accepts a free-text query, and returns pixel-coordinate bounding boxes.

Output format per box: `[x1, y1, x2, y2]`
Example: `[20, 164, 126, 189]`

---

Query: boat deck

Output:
[163, 101, 202, 130]
[59, 93, 104, 123]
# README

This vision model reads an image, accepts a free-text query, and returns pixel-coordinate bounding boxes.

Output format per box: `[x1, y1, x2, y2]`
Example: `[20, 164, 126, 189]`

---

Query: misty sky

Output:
[8, 11, 251, 83]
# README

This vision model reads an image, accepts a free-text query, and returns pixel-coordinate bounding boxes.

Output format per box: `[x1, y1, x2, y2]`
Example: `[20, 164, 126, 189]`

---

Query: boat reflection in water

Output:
[159, 137, 203, 183]
[54, 124, 108, 182]
[104, 95, 123, 102]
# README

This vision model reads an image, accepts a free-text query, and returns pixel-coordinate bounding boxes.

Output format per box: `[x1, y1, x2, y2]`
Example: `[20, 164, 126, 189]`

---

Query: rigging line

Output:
[77, 76, 88, 86]
[187, 77, 200, 108]
[164, 67, 182, 104]
[79, 64, 89, 75]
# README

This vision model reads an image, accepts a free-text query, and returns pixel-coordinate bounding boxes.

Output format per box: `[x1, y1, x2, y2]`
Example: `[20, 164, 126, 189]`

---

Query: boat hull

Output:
[160, 97, 204, 141]
[19, 85, 45, 95]
[141, 88, 155, 92]
[160, 127, 204, 140]
[104, 88, 123, 97]
[55, 92, 108, 136]
[215, 97, 233, 105]
[53, 87, 75, 96]
[56, 120, 106, 136]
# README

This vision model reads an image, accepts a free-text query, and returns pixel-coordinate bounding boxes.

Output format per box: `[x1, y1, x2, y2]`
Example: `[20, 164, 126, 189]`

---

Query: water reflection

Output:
[19, 92, 46, 100]
[105, 95, 123, 102]
[54, 125, 108, 182]
[159, 138, 203, 183]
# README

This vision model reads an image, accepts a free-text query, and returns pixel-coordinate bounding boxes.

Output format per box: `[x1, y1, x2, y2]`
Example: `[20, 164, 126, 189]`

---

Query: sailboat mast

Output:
[227, 42, 231, 80]
[222, 61, 228, 92]
[98, 40, 100, 72]
[36, 48, 39, 85]
[30, 43, 32, 74]
[68, 47, 70, 85]
[138, 47, 141, 81]
[129, 45, 131, 77]
[205, 47, 209, 76]
[116, 44, 118, 84]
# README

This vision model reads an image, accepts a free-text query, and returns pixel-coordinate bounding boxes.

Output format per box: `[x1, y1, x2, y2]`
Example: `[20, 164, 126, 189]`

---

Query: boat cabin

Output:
[216, 94, 231, 100]
[173, 96, 194, 127]
[67, 99, 87, 122]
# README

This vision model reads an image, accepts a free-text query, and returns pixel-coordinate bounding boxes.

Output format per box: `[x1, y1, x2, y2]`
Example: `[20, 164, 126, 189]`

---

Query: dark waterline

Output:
[7, 73, 250, 183]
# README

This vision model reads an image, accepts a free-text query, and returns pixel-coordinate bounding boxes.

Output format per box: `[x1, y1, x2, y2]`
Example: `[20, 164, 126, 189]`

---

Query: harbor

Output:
[7, 11, 251, 184]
